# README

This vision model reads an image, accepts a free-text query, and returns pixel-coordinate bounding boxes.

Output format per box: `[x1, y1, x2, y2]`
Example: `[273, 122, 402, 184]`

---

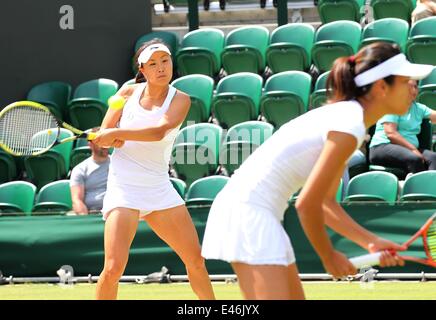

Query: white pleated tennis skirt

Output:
[101, 180, 185, 221]
[201, 191, 296, 266]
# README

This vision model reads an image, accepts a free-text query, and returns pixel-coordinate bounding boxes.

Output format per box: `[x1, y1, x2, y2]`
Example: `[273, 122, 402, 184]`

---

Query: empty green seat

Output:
[344, 171, 398, 204]
[185, 175, 230, 206]
[27, 81, 72, 120]
[291, 179, 344, 203]
[212, 72, 263, 129]
[219, 121, 274, 176]
[260, 71, 311, 129]
[406, 17, 436, 65]
[32, 180, 72, 214]
[400, 171, 436, 201]
[24, 128, 74, 189]
[371, 0, 415, 21]
[70, 138, 92, 169]
[266, 23, 315, 73]
[311, 21, 362, 73]
[0, 181, 36, 215]
[170, 177, 187, 198]
[171, 74, 214, 127]
[417, 67, 436, 109]
[317, 0, 365, 24]
[221, 26, 269, 75]
[0, 151, 18, 183]
[310, 71, 330, 110]
[68, 79, 119, 131]
[360, 18, 410, 52]
[176, 28, 224, 77]
[171, 123, 223, 187]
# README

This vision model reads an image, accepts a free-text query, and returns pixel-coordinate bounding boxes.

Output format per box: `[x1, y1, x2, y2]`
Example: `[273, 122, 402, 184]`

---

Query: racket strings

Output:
[427, 220, 436, 261]
[0, 106, 58, 155]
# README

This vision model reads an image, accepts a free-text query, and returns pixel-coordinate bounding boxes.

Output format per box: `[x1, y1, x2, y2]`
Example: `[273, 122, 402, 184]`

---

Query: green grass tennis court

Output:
[1, 281, 436, 300]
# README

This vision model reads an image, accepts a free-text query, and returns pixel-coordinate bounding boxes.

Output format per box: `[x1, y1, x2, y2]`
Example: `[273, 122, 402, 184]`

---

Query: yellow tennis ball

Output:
[108, 95, 126, 110]
[47, 129, 52, 135]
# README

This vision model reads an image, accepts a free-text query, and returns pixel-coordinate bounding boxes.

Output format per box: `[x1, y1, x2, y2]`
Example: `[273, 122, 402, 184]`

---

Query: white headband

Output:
[354, 53, 434, 87]
[137, 43, 171, 66]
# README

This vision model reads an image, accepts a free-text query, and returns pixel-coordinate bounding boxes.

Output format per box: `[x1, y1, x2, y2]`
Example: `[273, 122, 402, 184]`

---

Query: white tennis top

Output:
[222, 100, 366, 218]
[108, 83, 180, 187]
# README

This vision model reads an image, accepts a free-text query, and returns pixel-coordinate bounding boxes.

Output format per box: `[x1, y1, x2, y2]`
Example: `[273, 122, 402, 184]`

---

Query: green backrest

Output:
[216, 72, 263, 108]
[72, 78, 119, 105]
[370, 0, 414, 21]
[181, 28, 225, 67]
[419, 67, 436, 88]
[27, 81, 72, 120]
[52, 129, 74, 171]
[361, 18, 410, 51]
[35, 180, 72, 208]
[345, 171, 398, 203]
[134, 31, 179, 56]
[264, 71, 312, 108]
[315, 20, 362, 53]
[314, 71, 331, 92]
[185, 176, 230, 201]
[170, 177, 187, 198]
[175, 123, 223, 156]
[317, 0, 364, 23]
[0, 151, 17, 183]
[401, 171, 436, 198]
[270, 23, 315, 62]
[171, 74, 214, 123]
[409, 16, 436, 38]
[0, 181, 36, 213]
[225, 26, 270, 63]
[225, 121, 274, 144]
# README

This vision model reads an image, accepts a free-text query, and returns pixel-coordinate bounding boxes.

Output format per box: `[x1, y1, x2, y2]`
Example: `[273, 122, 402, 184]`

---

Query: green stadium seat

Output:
[176, 28, 225, 77]
[417, 67, 436, 110]
[344, 171, 398, 204]
[317, 0, 365, 24]
[171, 74, 214, 127]
[369, 119, 433, 179]
[32, 180, 72, 214]
[221, 26, 269, 75]
[24, 128, 74, 189]
[260, 71, 311, 129]
[0, 150, 18, 183]
[171, 123, 223, 187]
[212, 72, 263, 129]
[290, 179, 344, 203]
[311, 21, 362, 73]
[0, 181, 36, 215]
[400, 170, 436, 201]
[360, 18, 410, 52]
[27, 81, 72, 121]
[310, 71, 330, 109]
[370, 0, 415, 21]
[185, 175, 230, 206]
[219, 121, 274, 176]
[170, 177, 187, 198]
[70, 138, 92, 169]
[266, 23, 315, 73]
[406, 17, 436, 65]
[68, 78, 119, 131]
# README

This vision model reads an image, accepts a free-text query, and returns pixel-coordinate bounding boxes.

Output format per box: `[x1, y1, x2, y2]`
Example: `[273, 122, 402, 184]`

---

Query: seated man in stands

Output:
[412, 0, 436, 24]
[70, 128, 110, 215]
[369, 80, 436, 174]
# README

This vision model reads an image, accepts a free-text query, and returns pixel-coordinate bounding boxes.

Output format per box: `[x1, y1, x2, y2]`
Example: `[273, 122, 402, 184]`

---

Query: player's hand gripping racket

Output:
[350, 213, 436, 268]
[0, 101, 97, 156]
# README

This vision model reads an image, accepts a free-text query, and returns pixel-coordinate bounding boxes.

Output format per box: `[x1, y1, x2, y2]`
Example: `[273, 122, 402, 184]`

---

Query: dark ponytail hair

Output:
[327, 42, 401, 103]
[133, 38, 167, 83]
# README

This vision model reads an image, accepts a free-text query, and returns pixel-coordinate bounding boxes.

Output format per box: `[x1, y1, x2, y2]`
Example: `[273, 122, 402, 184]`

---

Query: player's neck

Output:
[358, 97, 388, 129]
[144, 83, 169, 100]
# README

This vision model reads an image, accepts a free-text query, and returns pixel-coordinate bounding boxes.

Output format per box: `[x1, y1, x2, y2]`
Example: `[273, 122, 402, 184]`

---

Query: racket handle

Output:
[349, 252, 382, 268]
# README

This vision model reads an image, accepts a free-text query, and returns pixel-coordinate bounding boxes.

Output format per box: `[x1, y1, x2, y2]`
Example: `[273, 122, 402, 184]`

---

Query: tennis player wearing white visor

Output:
[201, 42, 434, 300]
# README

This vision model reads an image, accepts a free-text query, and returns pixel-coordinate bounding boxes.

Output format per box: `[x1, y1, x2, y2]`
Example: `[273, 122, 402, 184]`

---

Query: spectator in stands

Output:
[70, 128, 110, 215]
[93, 39, 215, 300]
[202, 42, 433, 300]
[412, 0, 436, 24]
[369, 79, 436, 174]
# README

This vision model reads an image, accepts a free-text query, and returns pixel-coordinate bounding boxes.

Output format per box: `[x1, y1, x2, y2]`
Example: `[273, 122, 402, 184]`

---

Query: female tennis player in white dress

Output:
[201, 42, 434, 299]
[93, 40, 215, 300]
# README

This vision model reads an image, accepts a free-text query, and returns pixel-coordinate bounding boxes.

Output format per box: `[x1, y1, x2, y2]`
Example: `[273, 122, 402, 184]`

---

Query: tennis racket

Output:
[350, 213, 436, 268]
[0, 101, 97, 156]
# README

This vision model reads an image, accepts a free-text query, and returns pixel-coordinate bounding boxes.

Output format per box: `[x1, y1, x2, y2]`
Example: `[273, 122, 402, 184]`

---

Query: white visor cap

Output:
[137, 43, 171, 65]
[354, 54, 434, 87]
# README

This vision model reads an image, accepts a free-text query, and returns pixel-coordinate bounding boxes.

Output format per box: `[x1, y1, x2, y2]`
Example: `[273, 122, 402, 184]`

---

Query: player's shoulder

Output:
[118, 83, 140, 97]
[173, 88, 191, 106]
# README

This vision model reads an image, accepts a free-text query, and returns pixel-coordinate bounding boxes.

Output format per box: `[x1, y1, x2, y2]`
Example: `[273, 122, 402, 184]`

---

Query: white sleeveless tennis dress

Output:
[201, 100, 366, 266]
[102, 83, 184, 221]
